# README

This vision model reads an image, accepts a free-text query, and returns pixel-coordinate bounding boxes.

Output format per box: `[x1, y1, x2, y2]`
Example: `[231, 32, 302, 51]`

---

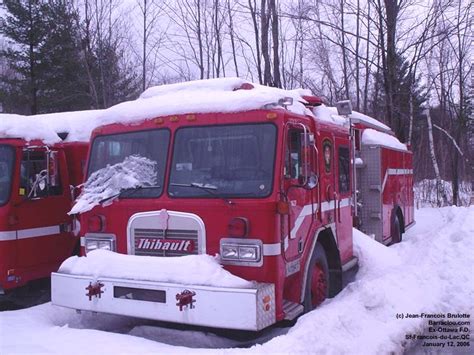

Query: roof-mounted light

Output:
[234, 83, 254, 91]
[336, 100, 352, 116]
[278, 97, 293, 109]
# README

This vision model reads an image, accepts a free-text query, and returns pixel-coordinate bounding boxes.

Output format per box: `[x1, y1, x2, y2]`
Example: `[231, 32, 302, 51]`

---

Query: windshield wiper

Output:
[170, 182, 236, 205]
[98, 185, 161, 204]
[170, 182, 218, 195]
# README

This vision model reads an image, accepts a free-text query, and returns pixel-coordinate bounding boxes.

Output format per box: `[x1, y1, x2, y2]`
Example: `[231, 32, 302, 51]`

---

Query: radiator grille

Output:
[133, 228, 199, 257]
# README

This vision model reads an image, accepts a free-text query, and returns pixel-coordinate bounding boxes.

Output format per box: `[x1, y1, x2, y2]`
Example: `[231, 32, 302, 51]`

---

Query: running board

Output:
[283, 299, 304, 320]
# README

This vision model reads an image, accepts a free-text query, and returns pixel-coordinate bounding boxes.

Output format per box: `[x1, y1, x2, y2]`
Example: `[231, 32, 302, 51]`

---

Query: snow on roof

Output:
[0, 78, 391, 145]
[362, 128, 407, 151]
[350, 111, 391, 131]
[312, 104, 391, 132]
[0, 110, 105, 144]
[0, 78, 314, 143]
[59, 249, 252, 288]
[105, 77, 313, 124]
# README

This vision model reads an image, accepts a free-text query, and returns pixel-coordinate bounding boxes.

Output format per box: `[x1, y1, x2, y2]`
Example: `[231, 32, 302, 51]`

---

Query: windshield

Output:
[169, 123, 277, 198]
[0, 145, 15, 206]
[88, 129, 170, 198]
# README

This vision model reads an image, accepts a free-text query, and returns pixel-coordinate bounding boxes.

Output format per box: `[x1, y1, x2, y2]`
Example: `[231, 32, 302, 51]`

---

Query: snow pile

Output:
[257, 207, 473, 354]
[58, 249, 252, 289]
[0, 110, 105, 144]
[69, 155, 157, 214]
[362, 128, 407, 151]
[0, 207, 472, 354]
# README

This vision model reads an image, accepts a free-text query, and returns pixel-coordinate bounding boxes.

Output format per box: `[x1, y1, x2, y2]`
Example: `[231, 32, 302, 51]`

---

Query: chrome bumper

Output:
[51, 272, 275, 331]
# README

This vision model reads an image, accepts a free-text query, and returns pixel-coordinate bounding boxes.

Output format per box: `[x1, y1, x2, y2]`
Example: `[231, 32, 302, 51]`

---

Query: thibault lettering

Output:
[137, 238, 193, 252]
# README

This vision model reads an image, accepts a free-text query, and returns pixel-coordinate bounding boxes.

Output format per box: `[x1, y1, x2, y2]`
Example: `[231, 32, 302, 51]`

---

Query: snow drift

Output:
[58, 250, 252, 289]
[0, 207, 472, 354]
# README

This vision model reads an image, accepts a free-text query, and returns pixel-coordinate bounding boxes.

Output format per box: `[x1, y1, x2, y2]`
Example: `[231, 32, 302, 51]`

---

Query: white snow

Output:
[362, 128, 408, 151]
[1, 79, 394, 147]
[350, 111, 391, 131]
[0, 110, 105, 144]
[1, 206, 472, 354]
[312, 105, 391, 132]
[1, 78, 313, 144]
[69, 155, 158, 215]
[59, 250, 252, 289]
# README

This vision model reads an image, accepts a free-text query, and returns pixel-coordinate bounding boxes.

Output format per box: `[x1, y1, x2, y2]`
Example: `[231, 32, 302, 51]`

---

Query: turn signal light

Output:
[228, 217, 249, 237]
[87, 215, 105, 232]
[277, 200, 289, 215]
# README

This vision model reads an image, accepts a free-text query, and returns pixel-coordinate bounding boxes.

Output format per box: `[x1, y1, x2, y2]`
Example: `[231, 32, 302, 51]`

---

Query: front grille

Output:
[133, 228, 199, 257]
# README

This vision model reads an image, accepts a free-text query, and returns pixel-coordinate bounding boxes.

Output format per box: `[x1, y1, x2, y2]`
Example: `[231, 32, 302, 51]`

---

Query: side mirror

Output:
[305, 172, 318, 190]
[300, 132, 315, 186]
[47, 150, 60, 187]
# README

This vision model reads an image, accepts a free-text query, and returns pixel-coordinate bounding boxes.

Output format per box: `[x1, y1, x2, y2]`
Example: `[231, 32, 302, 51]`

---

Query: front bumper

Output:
[51, 272, 276, 331]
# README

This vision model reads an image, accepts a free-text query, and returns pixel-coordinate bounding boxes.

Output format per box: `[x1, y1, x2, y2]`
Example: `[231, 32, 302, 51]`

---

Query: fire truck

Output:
[51, 79, 414, 331]
[0, 129, 88, 295]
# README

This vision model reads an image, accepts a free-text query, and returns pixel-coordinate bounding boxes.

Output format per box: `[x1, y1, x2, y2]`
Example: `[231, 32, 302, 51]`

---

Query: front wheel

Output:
[303, 243, 329, 313]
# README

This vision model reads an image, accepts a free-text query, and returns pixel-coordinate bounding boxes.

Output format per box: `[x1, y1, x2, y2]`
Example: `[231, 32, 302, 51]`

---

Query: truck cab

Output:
[0, 138, 88, 294]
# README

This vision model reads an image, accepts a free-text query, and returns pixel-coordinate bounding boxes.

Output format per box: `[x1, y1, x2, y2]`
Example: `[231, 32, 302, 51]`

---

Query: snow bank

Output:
[0, 207, 472, 354]
[69, 155, 158, 214]
[58, 250, 252, 289]
[362, 128, 407, 151]
[0, 110, 104, 144]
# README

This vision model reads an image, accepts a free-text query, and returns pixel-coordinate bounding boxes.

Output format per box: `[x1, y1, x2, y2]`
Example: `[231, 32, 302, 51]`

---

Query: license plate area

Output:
[114, 286, 166, 303]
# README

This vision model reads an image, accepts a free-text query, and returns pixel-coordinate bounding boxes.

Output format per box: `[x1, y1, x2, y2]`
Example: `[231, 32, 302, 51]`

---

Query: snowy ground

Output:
[1, 206, 472, 354]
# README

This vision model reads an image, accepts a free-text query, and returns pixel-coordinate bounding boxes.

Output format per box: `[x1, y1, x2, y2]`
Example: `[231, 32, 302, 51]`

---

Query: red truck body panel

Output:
[0, 139, 88, 292]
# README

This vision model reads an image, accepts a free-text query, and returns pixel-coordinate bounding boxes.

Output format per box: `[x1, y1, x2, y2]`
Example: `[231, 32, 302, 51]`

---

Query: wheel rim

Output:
[311, 263, 327, 308]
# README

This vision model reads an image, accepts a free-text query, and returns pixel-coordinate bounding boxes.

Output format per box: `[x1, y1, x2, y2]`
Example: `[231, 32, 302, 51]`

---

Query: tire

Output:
[391, 214, 402, 244]
[303, 243, 329, 313]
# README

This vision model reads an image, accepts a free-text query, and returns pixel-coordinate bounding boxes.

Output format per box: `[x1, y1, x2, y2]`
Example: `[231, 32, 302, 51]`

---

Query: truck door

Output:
[334, 137, 353, 263]
[13, 148, 74, 275]
[283, 124, 316, 263]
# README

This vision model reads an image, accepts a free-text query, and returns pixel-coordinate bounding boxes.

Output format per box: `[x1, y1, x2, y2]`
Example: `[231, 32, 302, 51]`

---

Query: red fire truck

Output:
[0, 136, 88, 295]
[51, 80, 414, 331]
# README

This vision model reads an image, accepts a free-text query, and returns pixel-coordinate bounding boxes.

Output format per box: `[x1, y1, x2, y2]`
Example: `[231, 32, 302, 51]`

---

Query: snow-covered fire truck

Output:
[51, 79, 414, 331]
[0, 138, 87, 294]
[0, 111, 102, 295]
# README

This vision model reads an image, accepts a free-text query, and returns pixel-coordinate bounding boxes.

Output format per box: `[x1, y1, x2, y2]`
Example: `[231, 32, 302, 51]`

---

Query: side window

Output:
[285, 129, 302, 179]
[20, 151, 62, 198]
[338, 146, 350, 193]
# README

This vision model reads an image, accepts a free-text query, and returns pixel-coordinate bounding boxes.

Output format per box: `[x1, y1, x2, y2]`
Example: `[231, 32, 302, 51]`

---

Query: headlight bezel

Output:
[220, 238, 263, 267]
[84, 233, 116, 255]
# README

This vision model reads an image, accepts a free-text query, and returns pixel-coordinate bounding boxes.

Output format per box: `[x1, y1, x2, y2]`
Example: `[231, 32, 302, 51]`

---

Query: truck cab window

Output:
[338, 146, 350, 193]
[0, 145, 15, 205]
[21, 151, 62, 198]
[285, 130, 302, 179]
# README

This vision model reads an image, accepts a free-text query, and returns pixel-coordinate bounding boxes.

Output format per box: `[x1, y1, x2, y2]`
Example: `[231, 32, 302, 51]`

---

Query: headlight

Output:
[221, 245, 239, 259]
[220, 238, 262, 266]
[84, 233, 116, 254]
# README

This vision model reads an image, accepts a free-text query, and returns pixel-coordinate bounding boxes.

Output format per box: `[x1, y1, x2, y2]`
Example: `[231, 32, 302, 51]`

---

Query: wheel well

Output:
[316, 228, 342, 297]
[395, 206, 405, 233]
